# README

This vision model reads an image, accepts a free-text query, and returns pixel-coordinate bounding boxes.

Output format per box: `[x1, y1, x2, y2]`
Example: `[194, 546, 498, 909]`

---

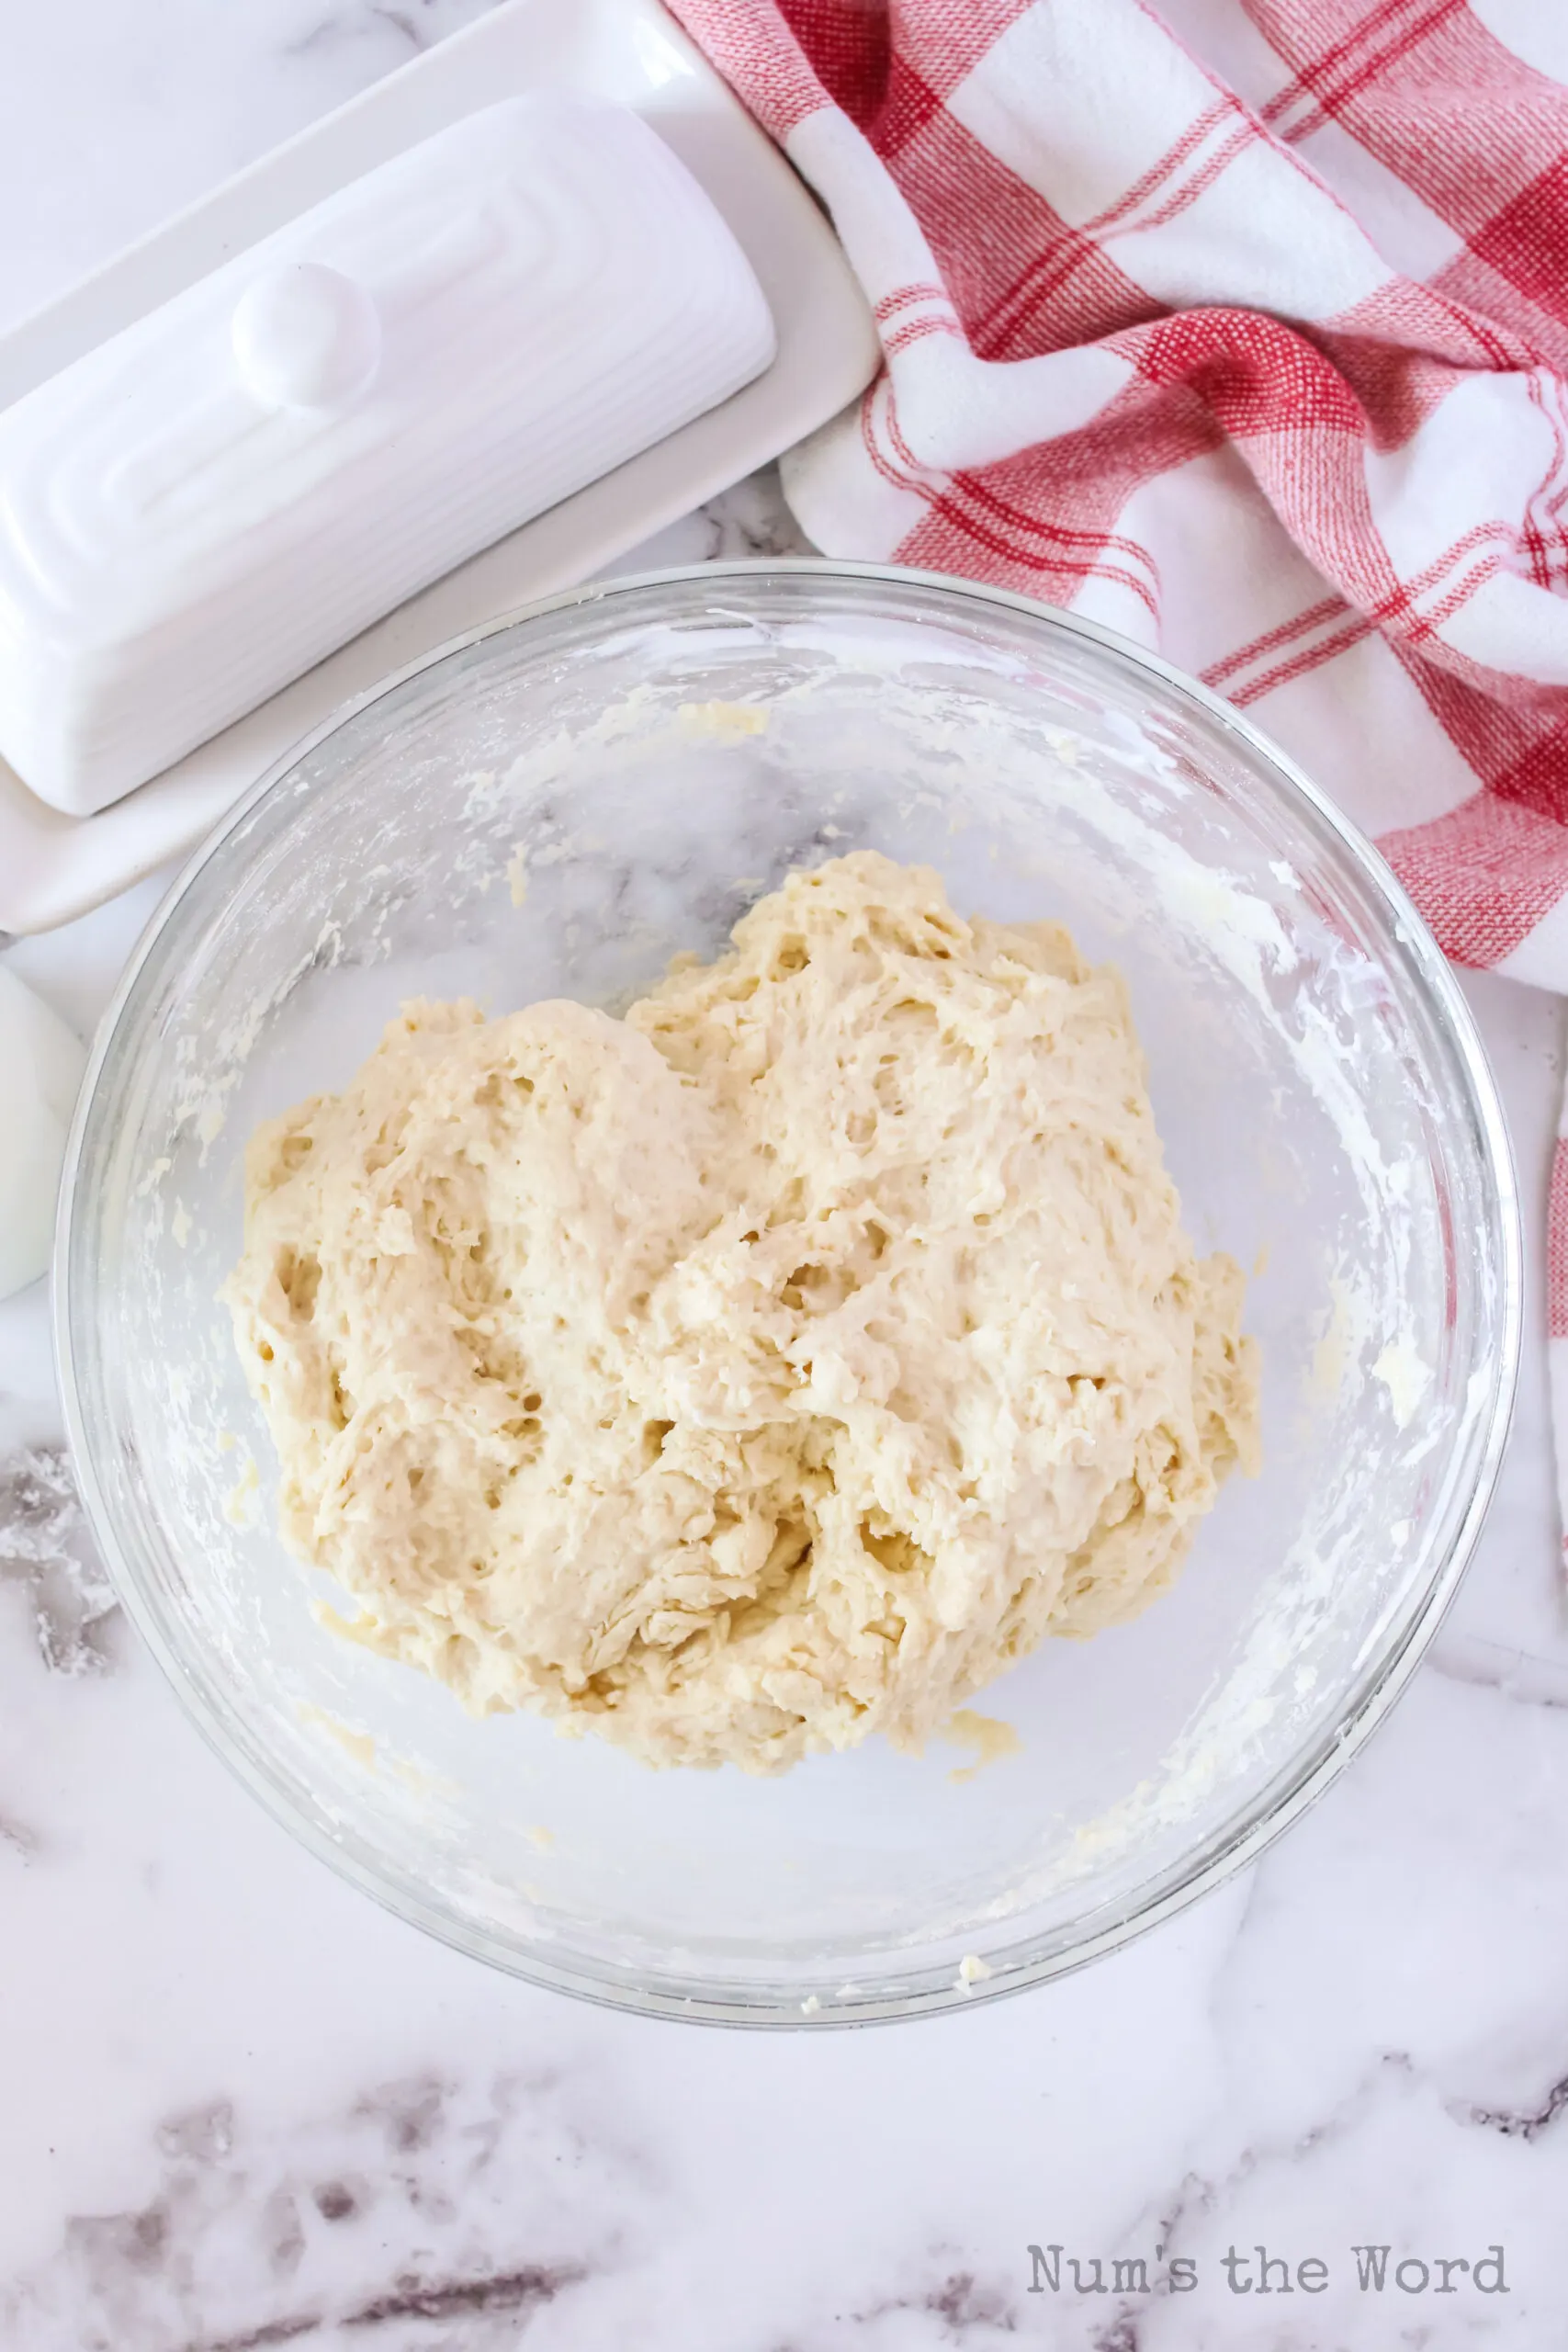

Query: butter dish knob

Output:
[231, 263, 381, 411]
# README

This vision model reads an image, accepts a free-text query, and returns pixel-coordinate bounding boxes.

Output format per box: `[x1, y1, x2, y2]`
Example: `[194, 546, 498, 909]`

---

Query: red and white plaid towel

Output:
[671, 0, 1568, 1543]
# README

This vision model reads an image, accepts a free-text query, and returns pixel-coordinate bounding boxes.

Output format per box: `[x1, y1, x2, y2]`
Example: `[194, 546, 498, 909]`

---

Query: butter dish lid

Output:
[0, 94, 776, 817]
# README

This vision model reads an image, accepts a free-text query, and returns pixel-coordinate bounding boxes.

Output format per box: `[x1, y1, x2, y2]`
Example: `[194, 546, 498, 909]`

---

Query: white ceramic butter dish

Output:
[0, 0, 877, 933]
[0, 93, 775, 817]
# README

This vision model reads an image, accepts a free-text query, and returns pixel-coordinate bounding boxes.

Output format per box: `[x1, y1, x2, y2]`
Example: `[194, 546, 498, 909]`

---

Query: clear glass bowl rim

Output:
[55, 558, 1524, 2028]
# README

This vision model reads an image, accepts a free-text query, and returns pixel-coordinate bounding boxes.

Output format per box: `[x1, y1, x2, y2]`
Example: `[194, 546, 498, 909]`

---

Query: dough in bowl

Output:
[224, 852, 1259, 1772]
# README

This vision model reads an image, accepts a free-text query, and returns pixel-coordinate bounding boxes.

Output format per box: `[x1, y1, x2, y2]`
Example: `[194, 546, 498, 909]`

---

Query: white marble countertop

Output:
[4, 10, 1568, 2346]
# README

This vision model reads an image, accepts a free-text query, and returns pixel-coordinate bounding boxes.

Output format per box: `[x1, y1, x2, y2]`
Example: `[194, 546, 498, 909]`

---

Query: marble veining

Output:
[0, 1444, 118, 1676]
[283, 2, 503, 63]
[4, 8, 1568, 2348]
[3, 2068, 639, 2350]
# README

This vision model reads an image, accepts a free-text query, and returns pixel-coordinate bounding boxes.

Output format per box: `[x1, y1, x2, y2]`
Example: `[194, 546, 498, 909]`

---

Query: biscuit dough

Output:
[226, 853, 1259, 1773]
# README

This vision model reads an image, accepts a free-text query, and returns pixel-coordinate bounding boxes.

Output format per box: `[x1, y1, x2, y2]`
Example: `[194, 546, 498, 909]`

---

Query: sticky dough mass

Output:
[226, 852, 1259, 1773]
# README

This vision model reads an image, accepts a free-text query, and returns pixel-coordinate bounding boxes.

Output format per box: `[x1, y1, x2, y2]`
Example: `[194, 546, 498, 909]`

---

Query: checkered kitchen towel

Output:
[671, 0, 1568, 1534]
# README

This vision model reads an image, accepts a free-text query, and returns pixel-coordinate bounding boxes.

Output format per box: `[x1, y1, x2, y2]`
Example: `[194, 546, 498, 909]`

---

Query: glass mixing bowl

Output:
[58, 562, 1519, 2024]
